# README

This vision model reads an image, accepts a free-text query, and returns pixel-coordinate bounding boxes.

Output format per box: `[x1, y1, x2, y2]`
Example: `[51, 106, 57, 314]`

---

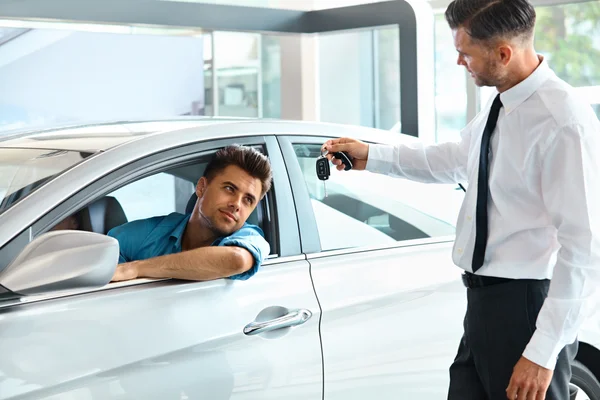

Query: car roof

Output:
[0, 117, 251, 152]
[0, 117, 419, 152]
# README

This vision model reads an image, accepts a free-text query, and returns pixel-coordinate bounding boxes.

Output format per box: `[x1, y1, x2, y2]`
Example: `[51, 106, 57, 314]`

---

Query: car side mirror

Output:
[0, 230, 119, 297]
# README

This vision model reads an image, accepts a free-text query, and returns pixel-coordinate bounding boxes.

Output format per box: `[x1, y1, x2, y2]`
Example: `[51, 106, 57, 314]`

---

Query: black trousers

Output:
[447, 278, 578, 400]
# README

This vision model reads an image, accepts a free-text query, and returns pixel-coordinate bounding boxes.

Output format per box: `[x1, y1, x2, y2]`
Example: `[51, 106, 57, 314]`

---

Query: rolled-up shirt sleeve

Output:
[524, 123, 600, 369]
[218, 224, 270, 281]
[365, 126, 473, 184]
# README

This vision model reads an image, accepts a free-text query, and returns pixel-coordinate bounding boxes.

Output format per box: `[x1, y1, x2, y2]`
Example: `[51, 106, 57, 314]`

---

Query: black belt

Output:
[461, 271, 515, 288]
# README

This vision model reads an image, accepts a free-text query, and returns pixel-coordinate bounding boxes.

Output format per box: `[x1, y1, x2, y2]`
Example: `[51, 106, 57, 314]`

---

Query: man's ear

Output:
[196, 177, 208, 198]
[497, 43, 513, 66]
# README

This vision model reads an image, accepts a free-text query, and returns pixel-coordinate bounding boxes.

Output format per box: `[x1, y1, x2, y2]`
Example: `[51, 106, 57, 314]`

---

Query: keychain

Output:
[316, 149, 353, 198]
[316, 149, 331, 197]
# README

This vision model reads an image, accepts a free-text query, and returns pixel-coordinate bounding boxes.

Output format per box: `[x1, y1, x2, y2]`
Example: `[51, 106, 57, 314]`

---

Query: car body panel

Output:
[308, 242, 465, 399]
[0, 258, 323, 400]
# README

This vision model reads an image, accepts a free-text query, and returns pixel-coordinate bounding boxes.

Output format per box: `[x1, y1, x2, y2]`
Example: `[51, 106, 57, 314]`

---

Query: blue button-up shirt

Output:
[107, 212, 270, 280]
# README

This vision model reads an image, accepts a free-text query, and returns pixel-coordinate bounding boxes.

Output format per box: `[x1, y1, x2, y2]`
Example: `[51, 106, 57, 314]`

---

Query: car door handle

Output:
[243, 309, 312, 336]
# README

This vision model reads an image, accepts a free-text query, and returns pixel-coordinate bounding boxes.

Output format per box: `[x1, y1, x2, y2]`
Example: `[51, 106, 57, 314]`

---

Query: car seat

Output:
[78, 196, 128, 235]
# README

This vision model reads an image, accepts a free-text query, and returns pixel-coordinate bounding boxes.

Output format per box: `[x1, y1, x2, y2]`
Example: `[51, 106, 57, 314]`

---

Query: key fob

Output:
[316, 156, 330, 180]
[333, 151, 353, 171]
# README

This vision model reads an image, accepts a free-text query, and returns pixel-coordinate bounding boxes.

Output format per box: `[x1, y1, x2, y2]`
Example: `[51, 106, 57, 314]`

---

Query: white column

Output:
[277, 0, 320, 121]
[279, 34, 320, 121]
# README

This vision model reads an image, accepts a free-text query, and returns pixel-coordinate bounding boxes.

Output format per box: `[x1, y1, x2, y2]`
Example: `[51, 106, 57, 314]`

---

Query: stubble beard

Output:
[199, 209, 234, 238]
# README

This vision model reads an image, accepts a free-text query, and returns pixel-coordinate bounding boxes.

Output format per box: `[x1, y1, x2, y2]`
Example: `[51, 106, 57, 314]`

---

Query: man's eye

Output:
[225, 186, 234, 192]
[245, 197, 254, 205]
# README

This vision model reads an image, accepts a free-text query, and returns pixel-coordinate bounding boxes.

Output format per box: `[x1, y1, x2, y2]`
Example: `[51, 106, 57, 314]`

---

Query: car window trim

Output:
[277, 136, 322, 254]
[305, 234, 456, 260]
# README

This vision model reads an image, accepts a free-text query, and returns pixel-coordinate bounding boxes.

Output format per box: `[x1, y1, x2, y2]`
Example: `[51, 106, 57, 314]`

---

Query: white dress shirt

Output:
[366, 57, 600, 370]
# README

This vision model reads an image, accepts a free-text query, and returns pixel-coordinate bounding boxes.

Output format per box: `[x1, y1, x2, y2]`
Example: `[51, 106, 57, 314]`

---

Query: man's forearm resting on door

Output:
[113, 246, 254, 282]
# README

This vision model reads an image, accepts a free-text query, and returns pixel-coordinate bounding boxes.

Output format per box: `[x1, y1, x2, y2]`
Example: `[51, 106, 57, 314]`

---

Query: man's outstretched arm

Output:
[111, 245, 254, 282]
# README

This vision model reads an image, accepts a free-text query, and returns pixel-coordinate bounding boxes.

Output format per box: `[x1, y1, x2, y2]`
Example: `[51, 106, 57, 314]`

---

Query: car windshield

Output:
[0, 148, 92, 215]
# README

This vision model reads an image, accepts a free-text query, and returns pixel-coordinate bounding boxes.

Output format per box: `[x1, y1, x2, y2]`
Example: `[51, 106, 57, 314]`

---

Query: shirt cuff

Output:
[522, 330, 564, 370]
[220, 238, 266, 281]
[365, 143, 395, 175]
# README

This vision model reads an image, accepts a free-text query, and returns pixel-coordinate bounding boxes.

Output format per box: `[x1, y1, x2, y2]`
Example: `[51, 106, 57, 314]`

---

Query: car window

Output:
[109, 172, 195, 222]
[293, 143, 462, 251]
[0, 148, 93, 216]
[45, 148, 276, 254]
[310, 198, 397, 249]
[0, 142, 280, 274]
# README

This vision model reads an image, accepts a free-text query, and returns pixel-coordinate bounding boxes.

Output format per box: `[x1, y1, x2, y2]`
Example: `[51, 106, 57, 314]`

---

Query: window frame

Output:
[278, 135, 456, 256]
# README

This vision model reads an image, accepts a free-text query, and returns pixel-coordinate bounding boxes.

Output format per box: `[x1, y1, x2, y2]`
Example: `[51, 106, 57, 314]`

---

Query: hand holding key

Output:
[316, 149, 353, 198]
[322, 137, 369, 171]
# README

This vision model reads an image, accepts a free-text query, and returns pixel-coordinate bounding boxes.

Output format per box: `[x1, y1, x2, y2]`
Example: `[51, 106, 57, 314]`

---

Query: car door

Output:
[0, 136, 323, 400]
[279, 135, 467, 399]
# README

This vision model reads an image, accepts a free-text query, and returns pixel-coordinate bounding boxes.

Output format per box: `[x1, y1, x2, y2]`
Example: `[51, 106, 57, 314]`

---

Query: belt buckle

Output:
[463, 272, 480, 288]
[461, 272, 472, 288]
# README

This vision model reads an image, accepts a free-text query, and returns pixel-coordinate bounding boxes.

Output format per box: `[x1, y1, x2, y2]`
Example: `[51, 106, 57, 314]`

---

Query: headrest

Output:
[186, 193, 198, 215]
[80, 196, 128, 234]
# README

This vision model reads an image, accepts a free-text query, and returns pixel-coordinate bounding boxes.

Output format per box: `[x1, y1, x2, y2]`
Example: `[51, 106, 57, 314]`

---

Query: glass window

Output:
[434, 14, 467, 143]
[108, 172, 195, 223]
[319, 30, 375, 127]
[319, 26, 401, 130]
[213, 31, 261, 118]
[202, 33, 214, 116]
[534, 2, 600, 119]
[0, 28, 27, 46]
[0, 24, 206, 133]
[0, 149, 91, 215]
[375, 27, 401, 131]
[293, 143, 461, 251]
[478, 3, 600, 116]
[261, 35, 282, 119]
[41, 145, 275, 255]
[203, 31, 280, 118]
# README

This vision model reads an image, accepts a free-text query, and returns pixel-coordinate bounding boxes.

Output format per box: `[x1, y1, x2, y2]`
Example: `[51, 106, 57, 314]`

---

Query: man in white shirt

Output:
[323, 0, 600, 399]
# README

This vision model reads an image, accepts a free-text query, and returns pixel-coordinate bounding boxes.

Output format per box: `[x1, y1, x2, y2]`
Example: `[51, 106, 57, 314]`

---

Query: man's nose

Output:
[456, 55, 464, 66]
[228, 196, 242, 210]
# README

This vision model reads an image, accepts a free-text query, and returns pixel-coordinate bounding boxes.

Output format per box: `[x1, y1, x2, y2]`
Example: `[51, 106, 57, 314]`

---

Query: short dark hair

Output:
[203, 145, 272, 198]
[445, 0, 536, 42]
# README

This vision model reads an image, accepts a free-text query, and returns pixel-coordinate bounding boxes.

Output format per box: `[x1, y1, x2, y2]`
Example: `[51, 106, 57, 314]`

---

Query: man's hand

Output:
[111, 261, 140, 282]
[323, 137, 369, 171]
[506, 356, 553, 399]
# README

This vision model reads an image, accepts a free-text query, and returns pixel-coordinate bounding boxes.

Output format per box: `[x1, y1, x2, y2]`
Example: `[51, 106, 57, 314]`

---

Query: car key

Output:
[316, 150, 330, 197]
[332, 151, 353, 171]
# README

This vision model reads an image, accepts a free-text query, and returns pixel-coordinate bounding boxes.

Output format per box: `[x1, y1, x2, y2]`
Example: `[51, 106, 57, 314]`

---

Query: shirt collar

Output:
[169, 213, 192, 250]
[500, 55, 554, 115]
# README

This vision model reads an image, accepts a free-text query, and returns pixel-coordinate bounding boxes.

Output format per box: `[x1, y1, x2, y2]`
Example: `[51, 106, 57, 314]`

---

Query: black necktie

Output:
[472, 94, 503, 273]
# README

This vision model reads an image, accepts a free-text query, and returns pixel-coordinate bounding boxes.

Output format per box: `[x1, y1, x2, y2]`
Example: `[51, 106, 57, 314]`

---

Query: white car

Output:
[0, 118, 598, 399]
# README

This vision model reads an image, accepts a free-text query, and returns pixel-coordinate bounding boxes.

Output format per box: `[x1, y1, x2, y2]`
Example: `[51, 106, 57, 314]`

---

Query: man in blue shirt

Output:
[108, 145, 272, 282]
